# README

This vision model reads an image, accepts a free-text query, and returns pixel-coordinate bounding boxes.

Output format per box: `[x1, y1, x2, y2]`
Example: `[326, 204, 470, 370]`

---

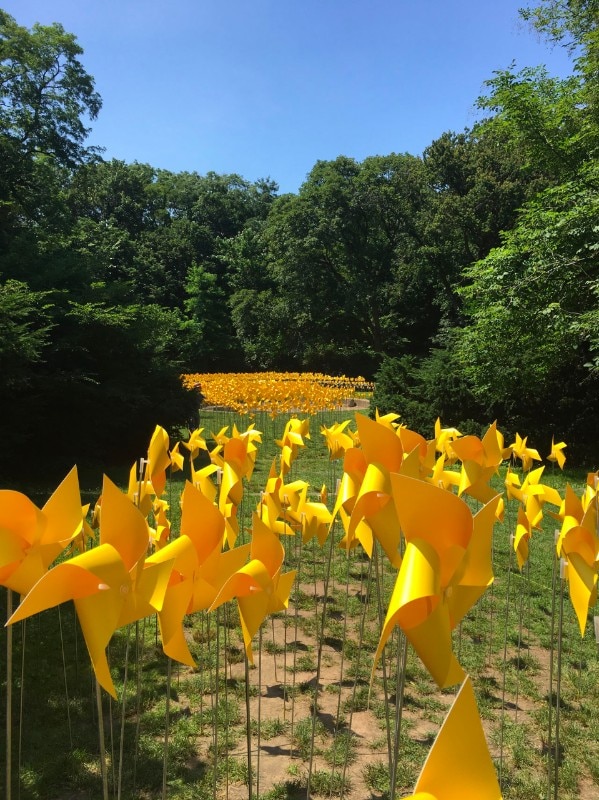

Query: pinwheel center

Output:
[120, 583, 129, 595]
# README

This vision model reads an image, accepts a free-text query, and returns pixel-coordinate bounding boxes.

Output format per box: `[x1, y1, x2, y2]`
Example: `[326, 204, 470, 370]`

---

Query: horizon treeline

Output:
[1, 1, 598, 477]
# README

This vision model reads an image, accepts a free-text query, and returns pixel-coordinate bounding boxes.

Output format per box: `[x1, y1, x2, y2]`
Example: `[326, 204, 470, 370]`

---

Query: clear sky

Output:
[4, 1, 575, 194]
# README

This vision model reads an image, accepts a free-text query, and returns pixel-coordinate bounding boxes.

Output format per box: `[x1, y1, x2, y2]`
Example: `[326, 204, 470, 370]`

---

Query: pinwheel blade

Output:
[407, 676, 502, 799]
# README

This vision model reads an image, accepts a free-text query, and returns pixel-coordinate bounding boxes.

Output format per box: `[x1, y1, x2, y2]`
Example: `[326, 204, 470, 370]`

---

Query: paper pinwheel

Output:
[556, 485, 599, 635]
[146, 481, 249, 665]
[0, 467, 84, 596]
[374, 475, 499, 688]
[434, 419, 462, 462]
[169, 441, 185, 472]
[182, 426, 208, 459]
[209, 513, 296, 662]
[547, 437, 567, 470]
[450, 423, 506, 506]
[145, 424, 171, 497]
[320, 420, 355, 460]
[7, 476, 174, 697]
[509, 433, 541, 472]
[276, 417, 310, 476]
[214, 424, 262, 546]
[404, 677, 502, 800]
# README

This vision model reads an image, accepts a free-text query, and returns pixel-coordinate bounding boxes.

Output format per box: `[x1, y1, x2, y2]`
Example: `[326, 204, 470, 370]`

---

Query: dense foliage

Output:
[1, 0, 598, 475]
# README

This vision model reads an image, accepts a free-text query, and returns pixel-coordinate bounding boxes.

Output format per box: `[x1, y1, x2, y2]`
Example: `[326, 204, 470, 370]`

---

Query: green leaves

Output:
[0, 10, 101, 166]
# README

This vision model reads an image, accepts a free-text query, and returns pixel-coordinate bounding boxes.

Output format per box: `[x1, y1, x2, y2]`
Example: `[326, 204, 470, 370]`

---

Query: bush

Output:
[371, 349, 487, 436]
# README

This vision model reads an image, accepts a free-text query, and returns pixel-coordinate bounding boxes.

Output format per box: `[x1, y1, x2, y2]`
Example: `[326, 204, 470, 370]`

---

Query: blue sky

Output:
[4, 1, 575, 194]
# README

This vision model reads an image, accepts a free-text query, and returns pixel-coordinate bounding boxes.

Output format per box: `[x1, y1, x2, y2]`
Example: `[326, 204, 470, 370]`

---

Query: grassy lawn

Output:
[1, 408, 598, 799]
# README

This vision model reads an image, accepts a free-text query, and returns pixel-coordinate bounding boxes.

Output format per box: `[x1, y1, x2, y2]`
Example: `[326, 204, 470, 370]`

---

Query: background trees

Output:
[452, 0, 599, 458]
[2, 1, 598, 475]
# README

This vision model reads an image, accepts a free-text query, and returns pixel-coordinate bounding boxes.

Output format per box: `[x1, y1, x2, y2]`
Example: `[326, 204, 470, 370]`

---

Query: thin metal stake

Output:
[58, 606, 73, 749]
[307, 517, 335, 797]
[498, 540, 514, 789]
[6, 589, 13, 800]
[547, 532, 559, 800]
[341, 556, 373, 800]
[17, 620, 26, 800]
[373, 544, 393, 776]
[554, 560, 566, 800]
[117, 626, 131, 800]
[244, 655, 254, 800]
[162, 657, 172, 800]
[389, 633, 409, 800]
[95, 680, 109, 800]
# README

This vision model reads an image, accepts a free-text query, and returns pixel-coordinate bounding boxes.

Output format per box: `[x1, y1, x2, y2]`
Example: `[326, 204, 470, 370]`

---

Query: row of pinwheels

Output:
[2, 411, 597, 799]
[321, 413, 597, 798]
[1, 418, 333, 699]
[180, 371, 373, 416]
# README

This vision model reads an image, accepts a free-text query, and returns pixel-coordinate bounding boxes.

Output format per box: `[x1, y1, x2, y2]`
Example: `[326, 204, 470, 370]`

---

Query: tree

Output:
[454, 1, 599, 458]
[0, 10, 101, 166]
[520, 0, 599, 50]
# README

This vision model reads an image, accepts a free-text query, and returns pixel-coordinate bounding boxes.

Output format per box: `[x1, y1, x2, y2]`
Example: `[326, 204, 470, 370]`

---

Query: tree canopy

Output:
[2, 0, 599, 474]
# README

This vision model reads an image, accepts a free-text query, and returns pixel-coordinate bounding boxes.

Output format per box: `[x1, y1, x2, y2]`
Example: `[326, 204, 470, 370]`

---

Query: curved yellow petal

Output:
[411, 677, 502, 799]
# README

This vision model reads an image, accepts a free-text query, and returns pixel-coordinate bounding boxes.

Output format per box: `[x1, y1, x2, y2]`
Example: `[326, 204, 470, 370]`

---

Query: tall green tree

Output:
[0, 10, 101, 164]
[454, 0, 599, 457]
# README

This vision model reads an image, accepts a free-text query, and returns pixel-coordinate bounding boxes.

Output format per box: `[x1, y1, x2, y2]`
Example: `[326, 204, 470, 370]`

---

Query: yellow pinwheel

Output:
[547, 437, 567, 470]
[7, 476, 174, 698]
[556, 485, 599, 635]
[331, 447, 368, 550]
[182, 426, 208, 459]
[450, 423, 505, 506]
[347, 462, 402, 566]
[428, 453, 461, 493]
[0, 467, 84, 596]
[169, 441, 185, 472]
[356, 413, 403, 473]
[374, 409, 401, 429]
[510, 433, 541, 472]
[145, 424, 171, 497]
[276, 417, 310, 475]
[434, 418, 462, 462]
[520, 466, 562, 528]
[127, 459, 154, 517]
[215, 424, 263, 546]
[146, 481, 246, 665]
[209, 513, 296, 662]
[513, 506, 532, 570]
[284, 482, 332, 547]
[320, 420, 355, 460]
[374, 475, 499, 688]
[404, 677, 502, 800]
[150, 497, 171, 549]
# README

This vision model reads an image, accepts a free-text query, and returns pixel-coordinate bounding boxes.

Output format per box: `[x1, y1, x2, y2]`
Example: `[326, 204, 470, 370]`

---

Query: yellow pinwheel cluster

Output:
[180, 371, 372, 416]
[328, 414, 504, 688]
[3, 406, 589, 800]
[323, 412, 511, 797]
[2, 418, 340, 696]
